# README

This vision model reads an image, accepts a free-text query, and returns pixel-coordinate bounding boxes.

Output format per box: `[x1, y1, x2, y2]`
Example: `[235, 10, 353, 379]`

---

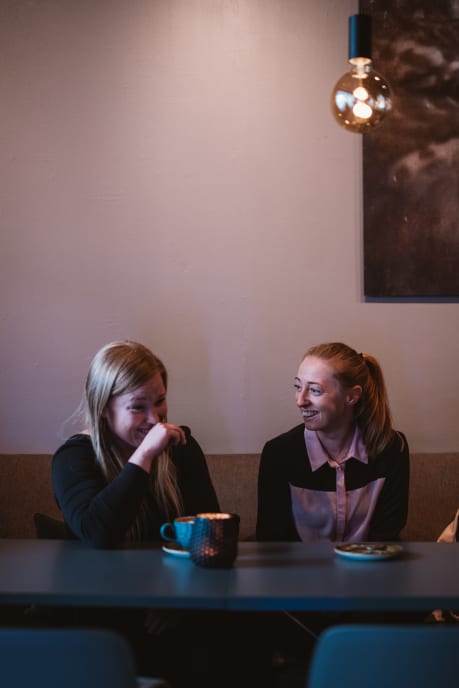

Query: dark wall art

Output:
[361, 0, 459, 297]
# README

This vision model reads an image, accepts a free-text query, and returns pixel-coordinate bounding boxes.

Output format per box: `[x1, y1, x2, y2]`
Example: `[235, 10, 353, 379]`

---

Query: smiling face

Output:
[294, 355, 360, 435]
[104, 372, 168, 457]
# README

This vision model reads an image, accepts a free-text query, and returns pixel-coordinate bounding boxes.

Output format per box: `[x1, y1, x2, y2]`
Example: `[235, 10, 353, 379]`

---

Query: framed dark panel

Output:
[361, 1, 459, 297]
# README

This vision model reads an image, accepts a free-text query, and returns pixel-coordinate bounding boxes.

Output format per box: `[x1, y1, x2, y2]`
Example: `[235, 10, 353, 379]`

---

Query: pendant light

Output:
[331, 14, 392, 133]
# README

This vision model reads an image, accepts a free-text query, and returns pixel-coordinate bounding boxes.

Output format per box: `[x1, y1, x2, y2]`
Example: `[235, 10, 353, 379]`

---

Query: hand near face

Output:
[104, 372, 187, 472]
[128, 421, 186, 473]
[144, 422, 186, 452]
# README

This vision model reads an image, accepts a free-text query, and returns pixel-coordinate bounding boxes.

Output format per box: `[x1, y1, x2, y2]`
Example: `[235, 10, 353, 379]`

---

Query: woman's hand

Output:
[129, 422, 186, 473]
[145, 422, 186, 452]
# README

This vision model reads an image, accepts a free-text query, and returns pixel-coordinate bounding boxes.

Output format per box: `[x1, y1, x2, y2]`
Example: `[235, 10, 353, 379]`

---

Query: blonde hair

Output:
[302, 342, 401, 458]
[83, 340, 183, 540]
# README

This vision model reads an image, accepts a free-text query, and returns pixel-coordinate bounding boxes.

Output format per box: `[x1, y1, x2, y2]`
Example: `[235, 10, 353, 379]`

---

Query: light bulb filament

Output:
[353, 86, 369, 100]
[352, 100, 372, 119]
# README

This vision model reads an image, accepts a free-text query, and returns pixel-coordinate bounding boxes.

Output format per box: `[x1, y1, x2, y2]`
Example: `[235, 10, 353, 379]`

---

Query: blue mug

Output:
[160, 516, 195, 550]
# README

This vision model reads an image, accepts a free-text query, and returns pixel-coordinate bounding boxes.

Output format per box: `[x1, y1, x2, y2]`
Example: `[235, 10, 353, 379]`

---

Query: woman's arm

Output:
[52, 435, 149, 548]
[256, 437, 298, 541]
[367, 431, 410, 541]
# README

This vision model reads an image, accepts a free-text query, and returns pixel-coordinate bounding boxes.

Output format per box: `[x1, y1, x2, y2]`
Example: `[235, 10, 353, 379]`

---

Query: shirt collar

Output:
[305, 425, 368, 471]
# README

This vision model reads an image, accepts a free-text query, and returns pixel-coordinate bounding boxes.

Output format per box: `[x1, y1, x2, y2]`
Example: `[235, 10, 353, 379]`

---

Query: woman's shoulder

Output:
[262, 423, 305, 452]
[173, 425, 202, 458]
[52, 433, 94, 462]
[372, 430, 409, 464]
[179, 425, 192, 440]
[390, 430, 409, 452]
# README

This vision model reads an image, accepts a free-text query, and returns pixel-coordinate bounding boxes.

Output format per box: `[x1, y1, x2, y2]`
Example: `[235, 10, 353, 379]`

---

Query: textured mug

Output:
[160, 516, 195, 550]
[189, 512, 240, 568]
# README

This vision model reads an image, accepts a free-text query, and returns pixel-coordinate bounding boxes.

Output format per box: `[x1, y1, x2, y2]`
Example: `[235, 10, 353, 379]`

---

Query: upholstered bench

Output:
[0, 452, 458, 542]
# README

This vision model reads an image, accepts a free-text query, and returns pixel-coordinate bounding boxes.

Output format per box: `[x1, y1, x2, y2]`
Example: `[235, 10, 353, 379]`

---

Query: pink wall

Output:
[1, 0, 458, 454]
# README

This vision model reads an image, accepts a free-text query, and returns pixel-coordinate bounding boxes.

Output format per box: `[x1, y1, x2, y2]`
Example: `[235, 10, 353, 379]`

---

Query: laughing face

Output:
[104, 372, 168, 457]
[294, 355, 359, 434]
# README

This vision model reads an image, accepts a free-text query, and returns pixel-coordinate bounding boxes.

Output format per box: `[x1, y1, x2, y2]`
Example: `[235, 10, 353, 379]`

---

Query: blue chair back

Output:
[306, 624, 458, 688]
[0, 627, 157, 688]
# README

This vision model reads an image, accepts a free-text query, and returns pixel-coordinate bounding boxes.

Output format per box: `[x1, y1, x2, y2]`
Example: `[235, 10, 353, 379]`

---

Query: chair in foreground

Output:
[0, 627, 170, 688]
[306, 624, 458, 688]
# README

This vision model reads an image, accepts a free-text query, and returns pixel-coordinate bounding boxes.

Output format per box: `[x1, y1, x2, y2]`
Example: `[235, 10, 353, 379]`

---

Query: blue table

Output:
[226, 541, 459, 611]
[0, 539, 457, 612]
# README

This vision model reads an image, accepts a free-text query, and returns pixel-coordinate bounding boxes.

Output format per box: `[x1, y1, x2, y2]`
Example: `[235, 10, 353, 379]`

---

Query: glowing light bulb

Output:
[353, 101, 372, 119]
[331, 14, 393, 133]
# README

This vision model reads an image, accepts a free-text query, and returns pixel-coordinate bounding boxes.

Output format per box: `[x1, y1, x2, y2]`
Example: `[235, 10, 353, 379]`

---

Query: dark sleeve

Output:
[367, 431, 410, 542]
[174, 426, 220, 514]
[52, 435, 150, 548]
[256, 436, 300, 542]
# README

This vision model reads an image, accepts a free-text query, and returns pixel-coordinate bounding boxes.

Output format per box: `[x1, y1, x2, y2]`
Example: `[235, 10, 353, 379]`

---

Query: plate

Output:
[162, 543, 191, 558]
[334, 543, 403, 561]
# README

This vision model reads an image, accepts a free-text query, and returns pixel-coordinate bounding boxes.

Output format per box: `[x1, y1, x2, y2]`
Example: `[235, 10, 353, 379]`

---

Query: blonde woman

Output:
[52, 340, 278, 687]
[52, 340, 219, 547]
